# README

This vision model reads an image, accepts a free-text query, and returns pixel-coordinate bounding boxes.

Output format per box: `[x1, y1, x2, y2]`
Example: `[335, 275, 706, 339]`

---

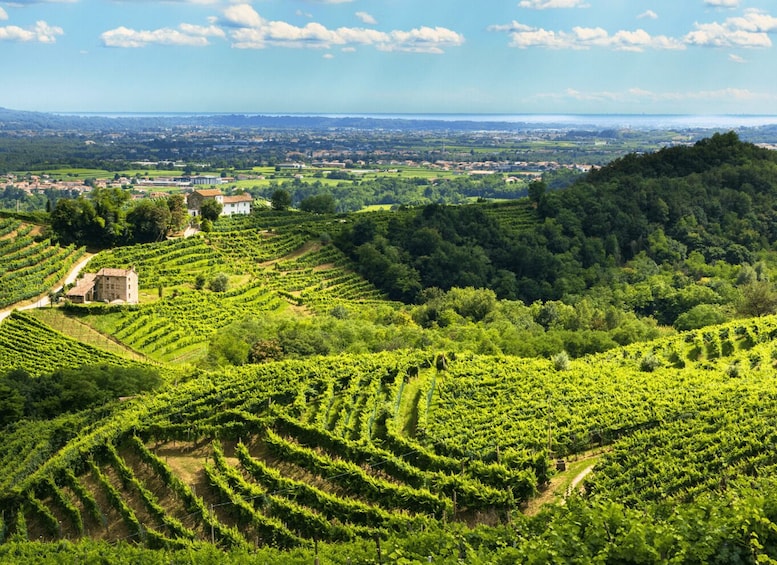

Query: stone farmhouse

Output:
[66, 268, 139, 304]
[187, 189, 252, 217]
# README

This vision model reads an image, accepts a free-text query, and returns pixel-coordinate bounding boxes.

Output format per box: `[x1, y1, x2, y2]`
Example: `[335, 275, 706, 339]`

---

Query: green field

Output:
[4, 195, 777, 562]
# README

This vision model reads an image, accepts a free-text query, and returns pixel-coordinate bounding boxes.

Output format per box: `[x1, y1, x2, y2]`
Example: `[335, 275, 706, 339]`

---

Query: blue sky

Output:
[1, 0, 777, 114]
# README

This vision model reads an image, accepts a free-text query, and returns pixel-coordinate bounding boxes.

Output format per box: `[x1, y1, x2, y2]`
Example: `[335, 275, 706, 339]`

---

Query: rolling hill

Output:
[5, 135, 777, 562]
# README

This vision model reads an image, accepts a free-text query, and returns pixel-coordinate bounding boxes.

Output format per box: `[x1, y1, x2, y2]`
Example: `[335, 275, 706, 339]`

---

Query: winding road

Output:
[0, 252, 95, 324]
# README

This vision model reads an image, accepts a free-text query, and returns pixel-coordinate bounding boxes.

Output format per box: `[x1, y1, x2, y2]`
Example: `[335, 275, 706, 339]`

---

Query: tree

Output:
[249, 339, 284, 363]
[50, 197, 99, 246]
[528, 180, 546, 205]
[271, 189, 292, 211]
[126, 199, 171, 243]
[674, 304, 728, 331]
[0, 382, 25, 427]
[90, 187, 131, 246]
[200, 199, 222, 222]
[738, 281, 777, 317]
[300, 193, 336, 214]
[167, 194, 187, 232]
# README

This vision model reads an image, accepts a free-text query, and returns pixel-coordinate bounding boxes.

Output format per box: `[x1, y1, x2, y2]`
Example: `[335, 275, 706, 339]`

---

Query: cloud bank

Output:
[0, 20, 63, 43]
[101, 3, 464, 54]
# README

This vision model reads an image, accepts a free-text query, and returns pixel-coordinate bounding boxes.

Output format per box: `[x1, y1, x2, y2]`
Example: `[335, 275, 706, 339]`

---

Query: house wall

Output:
[95, 271, 138, 304]
[222, 201, 251, 215]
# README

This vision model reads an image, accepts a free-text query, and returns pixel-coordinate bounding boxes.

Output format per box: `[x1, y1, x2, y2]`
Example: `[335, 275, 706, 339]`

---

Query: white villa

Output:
[187, 189, 253, 217]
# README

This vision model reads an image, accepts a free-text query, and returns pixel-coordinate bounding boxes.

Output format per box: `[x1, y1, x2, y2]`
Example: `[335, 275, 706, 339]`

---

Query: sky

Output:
[1, 0, 777, 115]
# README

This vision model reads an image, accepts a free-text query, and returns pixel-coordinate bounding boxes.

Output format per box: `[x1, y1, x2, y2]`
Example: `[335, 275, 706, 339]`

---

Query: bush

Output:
[209, 273, 229, 293]
[552, 351, 570, 371]
[639, 353, 662, 372]
[249, 339, 284, 363]
[674, 304, 728, 331]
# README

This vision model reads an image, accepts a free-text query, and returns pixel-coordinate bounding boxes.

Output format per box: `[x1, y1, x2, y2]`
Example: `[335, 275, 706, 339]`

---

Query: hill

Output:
[336, 133, 777, 325]
[4, 316, 777, 561]
[5, 134, 777, 561]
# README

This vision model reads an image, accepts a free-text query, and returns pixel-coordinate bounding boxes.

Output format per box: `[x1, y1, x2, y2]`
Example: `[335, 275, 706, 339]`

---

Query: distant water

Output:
[54, 112, 777, 130]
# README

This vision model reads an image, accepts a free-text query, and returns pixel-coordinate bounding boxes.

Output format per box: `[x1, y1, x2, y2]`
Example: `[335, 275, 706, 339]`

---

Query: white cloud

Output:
[705, 0, 739, 7]
[487, 21, 534, 33]
[493, 21, 684, 51]
[518, 0, 588, 8]
[356, 11, 376, 25]
[323, 52, 334, 59]
[0, 7, 7, 20]
[178, 23, 225, 38]
[101, 23, 223, 47]
[223, 4, 264, 28]
[223, 5, 463, 53]
[685, 9, 777, 48]
[0, 20, 63, 42]
[380, 26, 465, 54]
[729, 53, 746, 62]
[638, 10, 658, 20]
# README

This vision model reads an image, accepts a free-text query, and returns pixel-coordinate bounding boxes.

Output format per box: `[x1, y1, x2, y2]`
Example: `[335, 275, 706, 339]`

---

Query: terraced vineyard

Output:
[0, 217, 85, 309]
[8, 205, 777, 561]
[0, 312, 138, 376]
[0, 350, 527, 549]
[480, 200, 539, 235]
[4, 314, 777, 557]
[77, 226, 387, 362]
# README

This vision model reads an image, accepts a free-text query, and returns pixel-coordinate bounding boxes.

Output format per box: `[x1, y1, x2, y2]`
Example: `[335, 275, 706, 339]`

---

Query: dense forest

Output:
[336, 133, 777, 326]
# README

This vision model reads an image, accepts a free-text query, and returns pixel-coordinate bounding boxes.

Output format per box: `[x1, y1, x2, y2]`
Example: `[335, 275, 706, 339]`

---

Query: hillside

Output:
[4, 314, 777, 561]
[335, 133, 777, 318]
[5, 135, 777, 562]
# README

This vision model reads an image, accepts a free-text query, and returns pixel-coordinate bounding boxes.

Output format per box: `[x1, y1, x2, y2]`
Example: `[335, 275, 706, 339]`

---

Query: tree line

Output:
[49, 189, 188, 247]
[0, 364, 161, 427]
[334, 133, 777, 327]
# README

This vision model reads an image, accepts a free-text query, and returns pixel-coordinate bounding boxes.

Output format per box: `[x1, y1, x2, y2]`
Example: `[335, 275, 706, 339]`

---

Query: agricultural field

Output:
[0, 217, 86, 310]
[6, 197, 777, 561]
[61, 216, 386, 364]
[3, 314, 777, 561]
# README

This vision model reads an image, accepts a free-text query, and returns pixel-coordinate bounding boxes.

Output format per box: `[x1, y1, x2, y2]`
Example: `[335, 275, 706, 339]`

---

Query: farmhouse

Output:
[66, 268, 138, 304]
[187, 189, 252, 217]
[222, 193, 253, 215]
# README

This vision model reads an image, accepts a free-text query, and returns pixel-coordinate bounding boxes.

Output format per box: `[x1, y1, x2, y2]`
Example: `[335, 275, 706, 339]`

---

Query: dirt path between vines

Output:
[567, 464, 595, 495]
[523, 449, 607, 516]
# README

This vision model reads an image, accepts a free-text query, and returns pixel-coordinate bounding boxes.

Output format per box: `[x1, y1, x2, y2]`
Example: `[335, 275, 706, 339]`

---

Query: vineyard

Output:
[1, 312, 777, 560]
[77, 223, 387, 363]
[0, 312, 140, 376]
[0, 217, 85, 310]
[7, 207, 777, 561]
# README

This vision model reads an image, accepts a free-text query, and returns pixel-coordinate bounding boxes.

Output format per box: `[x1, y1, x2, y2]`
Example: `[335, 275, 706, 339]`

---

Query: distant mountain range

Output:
[3, 106, 777, 136]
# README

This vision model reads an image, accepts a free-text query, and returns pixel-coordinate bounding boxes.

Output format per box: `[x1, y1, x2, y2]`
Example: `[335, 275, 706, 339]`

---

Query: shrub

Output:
[552, 351, 570, 371]
[639, 353, 662, 372]
[209, 273, 229, 293]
